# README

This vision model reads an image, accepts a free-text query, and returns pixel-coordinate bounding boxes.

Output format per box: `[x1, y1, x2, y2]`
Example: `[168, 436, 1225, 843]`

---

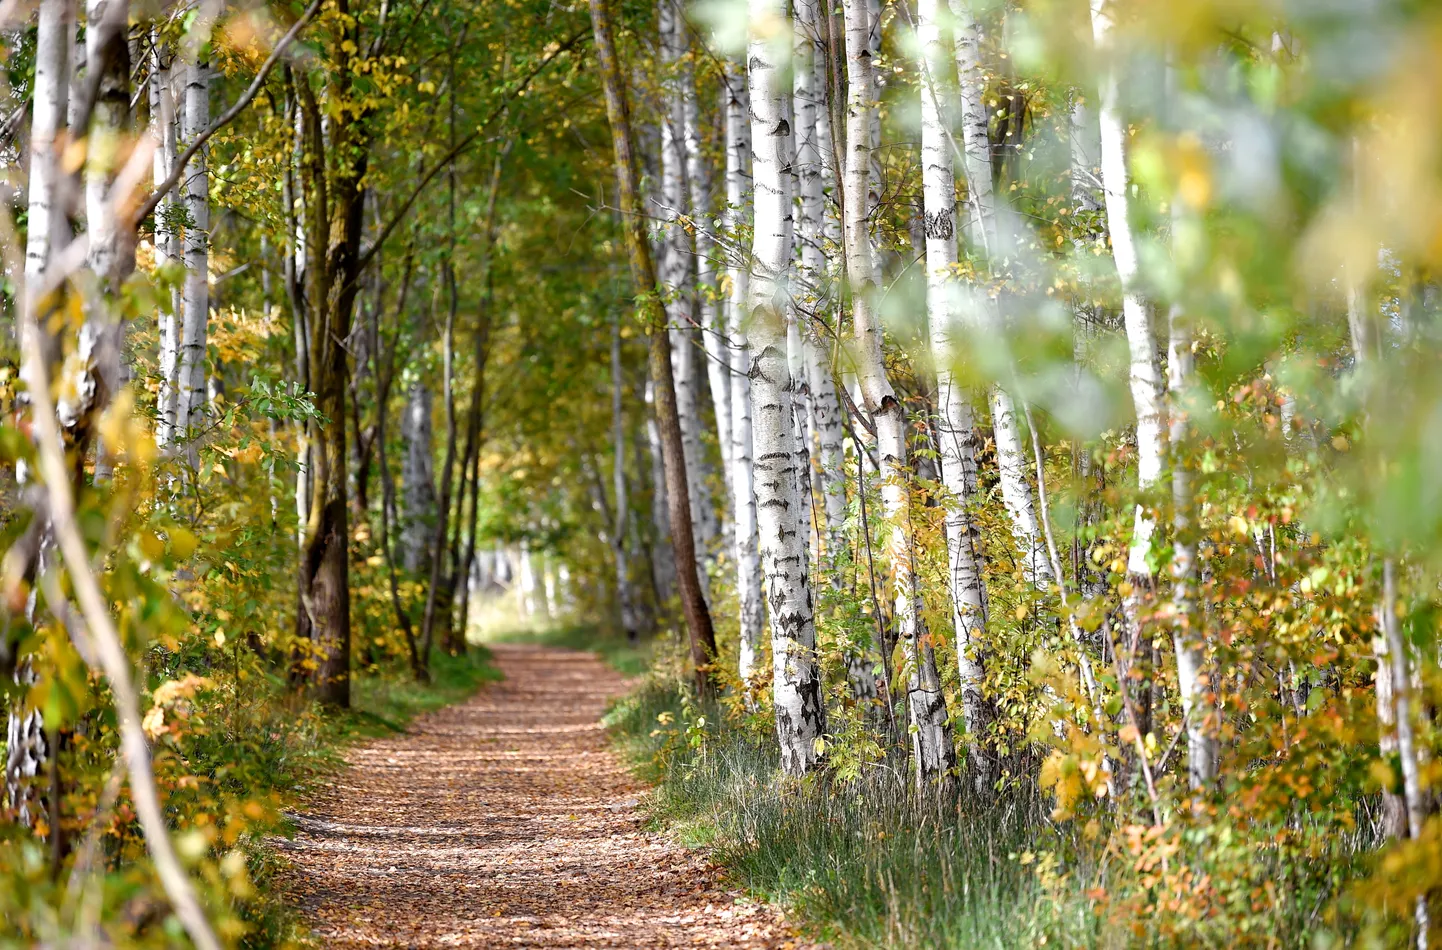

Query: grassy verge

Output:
[602, 673, 1369, 949]
[602, 677, 1100, 949]
[242, 647, 502, 947]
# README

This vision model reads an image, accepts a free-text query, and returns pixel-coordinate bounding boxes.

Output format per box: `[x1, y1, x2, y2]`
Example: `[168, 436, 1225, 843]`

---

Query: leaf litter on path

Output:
[280, 644, 816, 948]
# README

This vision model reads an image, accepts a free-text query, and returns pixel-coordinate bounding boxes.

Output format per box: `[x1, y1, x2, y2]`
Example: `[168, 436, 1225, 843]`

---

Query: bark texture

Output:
[918, 0, 992, 794]
[749, 0, 827, 774]
[401, 381, 438, 575]
[844, 0, 954, 792]
[724, 59, 765, 685]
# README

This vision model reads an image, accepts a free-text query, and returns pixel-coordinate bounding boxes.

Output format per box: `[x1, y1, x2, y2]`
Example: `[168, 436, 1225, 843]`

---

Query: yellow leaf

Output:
[169, 527, 198, 559]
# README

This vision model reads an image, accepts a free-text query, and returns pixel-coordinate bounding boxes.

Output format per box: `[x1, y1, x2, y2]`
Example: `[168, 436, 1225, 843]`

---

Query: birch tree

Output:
[610, 317, 645, 639]
[917, 0, 991, 793]
[688, 68, 734, 526]
[723, 60, 765, 684]
[659, 0, 717, 584]
[748, 0, 826, 773]
[590, 0, 719, 693]
[843, 0, 953, 789]
[177, 57, 211, 454]
[1089, 0, 1167, 748]
[400, 381, 438, 574]
[79, 0, 130, 482]
[152, 37, 181, 449]
[6, 0, 72, 826]
[949, 0, 1053, 588]
[798, 0, 850, 578]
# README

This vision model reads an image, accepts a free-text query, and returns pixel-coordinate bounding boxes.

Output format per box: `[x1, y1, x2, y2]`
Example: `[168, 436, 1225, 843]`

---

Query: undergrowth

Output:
[603, 671, 1377, 950]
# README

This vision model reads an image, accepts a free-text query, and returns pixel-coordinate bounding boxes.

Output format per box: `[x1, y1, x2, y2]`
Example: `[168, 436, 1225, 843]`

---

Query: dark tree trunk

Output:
[293, 19, 369, 706]
[589, 0, 717, 695]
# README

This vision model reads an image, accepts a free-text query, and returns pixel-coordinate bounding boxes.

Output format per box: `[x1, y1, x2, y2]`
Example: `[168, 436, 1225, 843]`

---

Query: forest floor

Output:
[278, 643, 812, 948]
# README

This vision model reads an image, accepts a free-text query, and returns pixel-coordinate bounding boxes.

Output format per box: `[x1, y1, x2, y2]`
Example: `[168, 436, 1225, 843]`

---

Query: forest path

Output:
[280, 643, 807, 948]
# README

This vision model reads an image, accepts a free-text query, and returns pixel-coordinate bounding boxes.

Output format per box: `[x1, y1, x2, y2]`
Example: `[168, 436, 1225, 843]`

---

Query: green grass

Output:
[345, 646, 504, 737]
[604, 675, 1369, 950]
[603, 677, 1099, 950]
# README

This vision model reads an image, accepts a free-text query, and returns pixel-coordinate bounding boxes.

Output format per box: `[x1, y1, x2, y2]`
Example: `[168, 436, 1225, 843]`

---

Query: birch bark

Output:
[152, 38, 181, 448]
[1167, 292, 1215, 788]
[177, 58, 210, 454]
[1089, 0, 1167, 583]
[400, 381, 438, 575]
[644, 378, 678, 603]
[845, 0, 954, 790]
[803, 3, 849, 576]
[1166, 126, 1217, 786]
[724, 60, 765, 683]
[611, 317, 644, 639]
[688, 67, 734, 533]
[659, 0, 716, 583]
[1088, 1, 1167, 755]
[79, 0, 130, 481]
[748, 0, 826, 773]
[7, 0, 71, 828]
[590, 0, 719, 691]
[949, 0, 1052, 588]
[917, 0, 991, 793]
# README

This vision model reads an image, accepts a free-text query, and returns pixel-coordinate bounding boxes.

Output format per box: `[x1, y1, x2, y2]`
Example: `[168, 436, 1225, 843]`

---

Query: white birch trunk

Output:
[804, 12, 850, 573]
[845, 0, 954, 790]
[659, 0, 716, 584]
[1168, 298, 1215, 788]
[542, 560, 557, 620]
[748, 0, 826, 774]
[400, 382, 438, 575]
[22, 0, 69, 284]
[151, 40, 181, 449]
[642, 378, 678, 604]
[176, 58, 210, 453]
[918, 0, 991, 793]
[990, 387, 1054, 585]
[689, 70, 734, 534]
[792, 0, 831, 564]
[9, 0, 73, 825]
[80, 0, 131, 484]
[865, 0, 884, 287]
[519, 544, 538, 618]
[787, 308, 815, 549]
[948, 1, 1052, 589]
[1089, 0, 1167, 577]
[725, 59, 765, 684]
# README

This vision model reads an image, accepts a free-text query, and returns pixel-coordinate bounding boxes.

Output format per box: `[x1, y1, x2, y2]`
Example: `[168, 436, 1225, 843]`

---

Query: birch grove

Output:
[6, 0, 1442, 942]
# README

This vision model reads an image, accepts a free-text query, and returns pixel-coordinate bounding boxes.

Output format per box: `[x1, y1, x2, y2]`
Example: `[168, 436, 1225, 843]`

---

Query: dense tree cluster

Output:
[4, 0, 1442, 944]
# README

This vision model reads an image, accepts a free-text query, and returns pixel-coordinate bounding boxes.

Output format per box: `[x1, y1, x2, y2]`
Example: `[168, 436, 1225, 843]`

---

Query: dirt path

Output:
[280, 643, 808, 948]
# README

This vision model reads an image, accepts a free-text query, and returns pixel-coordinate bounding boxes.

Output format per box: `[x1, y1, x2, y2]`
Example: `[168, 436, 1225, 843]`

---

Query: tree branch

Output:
[353, 26, 588, 277]
[130, 0, 324, 227]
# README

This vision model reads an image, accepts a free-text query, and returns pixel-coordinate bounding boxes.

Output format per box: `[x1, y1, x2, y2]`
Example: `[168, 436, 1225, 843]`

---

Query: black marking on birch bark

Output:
[773, 118, 790, 138]
[924, 209, 953, 240]
[748, 54, 767, 73]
